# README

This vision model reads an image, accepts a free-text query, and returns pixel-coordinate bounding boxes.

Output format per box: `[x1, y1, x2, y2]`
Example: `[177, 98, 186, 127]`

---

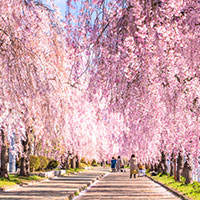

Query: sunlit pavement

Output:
[75, 171, 181, 200]
[0, 167, 110, 200]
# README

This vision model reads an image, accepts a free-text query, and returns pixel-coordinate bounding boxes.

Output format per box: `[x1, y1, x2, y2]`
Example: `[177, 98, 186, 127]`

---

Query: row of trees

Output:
[0, 0, 66, 177]
[64, 0, 200, 183]
[0, 0, 126, 178]
[0, 0, 199, 184]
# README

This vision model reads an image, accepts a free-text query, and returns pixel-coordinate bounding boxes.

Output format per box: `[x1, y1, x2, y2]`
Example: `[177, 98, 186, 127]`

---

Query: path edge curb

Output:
[69, 171, 110, 200]
[146, 175, 193, 200]
[0, 170, 85, 192]
[0, 178, 49, 192]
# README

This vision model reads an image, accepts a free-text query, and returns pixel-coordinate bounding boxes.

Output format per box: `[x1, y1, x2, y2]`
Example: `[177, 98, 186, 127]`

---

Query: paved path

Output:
[75, 171, 181, 200]
[0, 168, 109, 200]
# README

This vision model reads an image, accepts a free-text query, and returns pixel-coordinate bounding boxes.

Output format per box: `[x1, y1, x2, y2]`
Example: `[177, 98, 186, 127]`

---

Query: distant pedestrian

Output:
[138, 161, 146, 176]
[102, 160, 106, 168]
[116, 156, 122, 172]
[111, 157, 117, 172]
[130, 154, 137, 178]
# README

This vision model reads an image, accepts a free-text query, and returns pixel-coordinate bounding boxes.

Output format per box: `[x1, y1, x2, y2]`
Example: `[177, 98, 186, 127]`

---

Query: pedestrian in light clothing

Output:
[116, 156, 122, 172]
[111, 157, 117, 172]
[138, 161, 146, 177]
[130, 154, 137, 178]
[102, 160, 106, 168]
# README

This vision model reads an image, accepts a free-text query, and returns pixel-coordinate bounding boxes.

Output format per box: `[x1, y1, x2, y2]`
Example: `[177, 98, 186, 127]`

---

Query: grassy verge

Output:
[66, 168, 85, 174]
[147, 172, 200, 200]
[0, 174, 45, 188]
[74, 191, 79, 196]
[0, 178, 17, 188]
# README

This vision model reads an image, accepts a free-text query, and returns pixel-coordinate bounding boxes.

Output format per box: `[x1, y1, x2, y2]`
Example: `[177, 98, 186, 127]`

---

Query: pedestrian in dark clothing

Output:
[111, 157, 117, 172]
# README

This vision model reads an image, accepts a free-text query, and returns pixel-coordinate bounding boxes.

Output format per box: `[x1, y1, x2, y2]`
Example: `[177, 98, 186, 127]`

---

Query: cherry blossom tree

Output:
[1, 0, 200, 184]
[0, 0, 68, 177]
[64, 0, 200, 180]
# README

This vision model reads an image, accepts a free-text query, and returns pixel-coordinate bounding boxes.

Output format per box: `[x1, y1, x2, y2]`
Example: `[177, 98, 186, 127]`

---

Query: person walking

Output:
[116, 156, 122, 172]
[130, 154, 137, 178]
[111, 157, 117, 172]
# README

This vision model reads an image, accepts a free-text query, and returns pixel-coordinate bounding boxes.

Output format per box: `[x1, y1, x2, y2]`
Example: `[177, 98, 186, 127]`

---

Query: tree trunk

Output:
[161, 151, 168, 175]
[61, 155, 70, 169]
[65, 156, 69, 169]
[154, 163, 158, 172]
[174, 158, 177, 181]
[26, 138, 31, 174]
[0, 129, 9, 178]
[75, 155, 79, 169]
[70, 156, 75, 169]
[20, 131, 31, 176]
[158, 160, 163, 173]
[20, 156, 26, 176]
[176, 152, 184, 182]
[170, 160, 174, 176]
[145, 163, 150, 171]
[170, 153, 174, 177]
[183, 155, 193, 184]
[150, 163, 154, 171]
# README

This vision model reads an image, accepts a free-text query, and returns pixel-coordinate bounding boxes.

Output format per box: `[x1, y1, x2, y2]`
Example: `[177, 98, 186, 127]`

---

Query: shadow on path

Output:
[75, 172, 181, 200]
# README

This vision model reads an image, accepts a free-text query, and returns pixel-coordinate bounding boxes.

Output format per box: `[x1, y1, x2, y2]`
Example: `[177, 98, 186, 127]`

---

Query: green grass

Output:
[147, 172, 200, 200]
[66, 168, 84, 174]
[74, 191, 79, 196]
[0, 178, 17, 187]
[82, 185, 87, 190]
[0, 174, 44, 188]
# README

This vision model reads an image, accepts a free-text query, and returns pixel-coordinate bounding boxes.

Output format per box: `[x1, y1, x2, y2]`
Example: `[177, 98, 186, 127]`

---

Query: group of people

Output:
[111, 154, 146, 178]
[111, 156, 125, 172]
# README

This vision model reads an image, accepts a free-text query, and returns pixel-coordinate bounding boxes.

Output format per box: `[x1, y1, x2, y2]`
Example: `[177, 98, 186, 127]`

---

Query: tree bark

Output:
[60, 155, 70, 169]
[145, 163, 150, 171]
[174, 158, 177, 181]
[183, 155, 193, 184]
[20, 156, 26, 176]
[65, 156, 69, 169]
[170, 153, 174, 177]
[60, 155, 65, 169]
[154, 163, 158, 172]
[158, 161, 162, 173]
[20, 131, 31, 176]
[170, 160, 174, 176]
[150, 163, 154, 171]
[0, 129, 9, 178]
[70, 155, 75, 169]
[176, 152, 184, 182]
[75, 155, 79, 169]
[161, 151, 168, 175]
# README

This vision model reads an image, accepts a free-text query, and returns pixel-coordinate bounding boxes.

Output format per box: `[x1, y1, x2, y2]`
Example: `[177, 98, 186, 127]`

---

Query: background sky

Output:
[54, 0, 66, 18]
[42, 0, 67, 19]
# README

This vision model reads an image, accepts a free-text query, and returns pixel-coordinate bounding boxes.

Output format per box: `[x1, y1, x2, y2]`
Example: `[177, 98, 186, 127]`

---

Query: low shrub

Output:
[80, 157, 87, 164]
[38, 156, 49, 171]
[87, 160, 92, 165]
[79, 162, 88, 169]
[30, 155, 40, 172]
[91, 159, 97, 166]
[46, 159, 59, 170]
